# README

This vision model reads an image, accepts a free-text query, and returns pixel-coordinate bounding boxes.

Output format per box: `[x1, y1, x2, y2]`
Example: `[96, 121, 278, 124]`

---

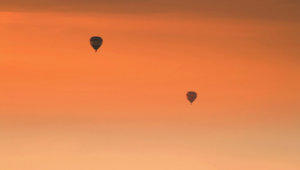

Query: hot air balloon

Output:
[90, 36, 103, 52]
[186, 91, 197, 104]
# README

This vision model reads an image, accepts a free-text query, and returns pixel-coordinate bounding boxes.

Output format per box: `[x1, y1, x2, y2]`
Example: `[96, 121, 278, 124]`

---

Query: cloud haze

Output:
[1, 0, 300, 20]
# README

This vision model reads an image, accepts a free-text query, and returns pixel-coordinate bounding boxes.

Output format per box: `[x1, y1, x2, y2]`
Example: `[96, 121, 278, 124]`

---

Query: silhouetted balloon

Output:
[90, 36, 103, 52]
[186, 91, 197, 104]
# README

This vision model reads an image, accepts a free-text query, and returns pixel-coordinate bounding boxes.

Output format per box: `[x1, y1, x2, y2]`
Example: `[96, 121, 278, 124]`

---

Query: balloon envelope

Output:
[186, 91, 197, 104]
[90, 36, 103, 52]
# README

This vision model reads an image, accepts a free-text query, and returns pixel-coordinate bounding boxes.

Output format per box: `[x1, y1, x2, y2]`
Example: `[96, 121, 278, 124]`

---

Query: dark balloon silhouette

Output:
[90, 36, 103, 52]
[186, 91, 197, 104]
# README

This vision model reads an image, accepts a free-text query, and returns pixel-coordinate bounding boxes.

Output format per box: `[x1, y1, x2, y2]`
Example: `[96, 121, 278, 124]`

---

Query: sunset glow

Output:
[0, 1, 299, 169]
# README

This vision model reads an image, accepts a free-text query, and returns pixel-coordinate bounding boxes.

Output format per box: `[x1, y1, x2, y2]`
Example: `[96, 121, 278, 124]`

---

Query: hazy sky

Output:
[1, 0, 300, 20]
[0, 0, 299, 170]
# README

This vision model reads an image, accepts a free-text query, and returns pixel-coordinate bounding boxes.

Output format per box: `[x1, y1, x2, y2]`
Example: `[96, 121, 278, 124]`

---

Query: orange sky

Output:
[0, 1, 300, 170]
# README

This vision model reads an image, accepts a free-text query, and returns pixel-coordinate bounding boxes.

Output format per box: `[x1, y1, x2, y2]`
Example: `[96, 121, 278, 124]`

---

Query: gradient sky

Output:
[0, 1, 300, 170]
